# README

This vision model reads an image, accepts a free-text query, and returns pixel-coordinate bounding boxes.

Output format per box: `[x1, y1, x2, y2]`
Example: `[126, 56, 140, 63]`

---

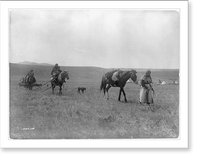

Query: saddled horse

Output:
[100, 70, 138, 102]
[51, 70, 69, 95]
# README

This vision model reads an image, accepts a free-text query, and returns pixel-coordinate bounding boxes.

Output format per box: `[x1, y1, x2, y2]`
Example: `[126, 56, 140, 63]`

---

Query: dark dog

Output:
[77, 87, 86, 93]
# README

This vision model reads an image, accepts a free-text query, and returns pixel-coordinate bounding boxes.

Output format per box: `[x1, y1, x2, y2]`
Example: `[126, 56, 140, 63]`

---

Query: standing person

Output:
[139, 70, 154, 105]
[51, 63, 62, 82]
[25, 70, 34, 83]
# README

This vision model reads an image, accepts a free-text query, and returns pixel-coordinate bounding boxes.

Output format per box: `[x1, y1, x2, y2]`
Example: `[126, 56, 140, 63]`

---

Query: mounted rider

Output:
[51, 63, 64, 82]
[25, 70, 34, 83]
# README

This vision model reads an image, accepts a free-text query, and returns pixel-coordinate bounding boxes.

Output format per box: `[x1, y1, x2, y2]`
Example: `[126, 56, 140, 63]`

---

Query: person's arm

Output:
[51, 68, 54, 75]
[141, 79, 149, 90]
[149, 77, 153, 83]
[149, 83, 155, 92]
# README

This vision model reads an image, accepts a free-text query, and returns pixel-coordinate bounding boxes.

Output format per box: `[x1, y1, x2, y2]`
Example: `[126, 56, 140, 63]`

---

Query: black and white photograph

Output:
[9, 8, 180, 139]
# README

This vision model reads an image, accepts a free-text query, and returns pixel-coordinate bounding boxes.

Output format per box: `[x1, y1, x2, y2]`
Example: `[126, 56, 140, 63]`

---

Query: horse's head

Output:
[130, 70, 138, 84]
[61, 70, 69, 80]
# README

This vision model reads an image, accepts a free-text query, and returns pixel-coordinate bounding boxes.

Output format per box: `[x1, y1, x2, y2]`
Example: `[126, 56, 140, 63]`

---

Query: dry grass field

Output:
[10, 63, 179, 139]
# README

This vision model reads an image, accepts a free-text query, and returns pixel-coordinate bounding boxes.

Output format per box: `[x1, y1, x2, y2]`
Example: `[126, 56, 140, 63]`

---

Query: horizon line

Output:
[10, 62, 179, 70]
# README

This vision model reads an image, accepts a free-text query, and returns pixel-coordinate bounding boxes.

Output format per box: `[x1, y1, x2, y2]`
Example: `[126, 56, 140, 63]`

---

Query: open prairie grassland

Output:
[10, 64, 179, 139]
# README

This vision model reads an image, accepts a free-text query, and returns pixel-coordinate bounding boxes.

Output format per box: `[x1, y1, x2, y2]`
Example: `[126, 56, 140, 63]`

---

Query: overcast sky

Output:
[10, 9, 179, 69]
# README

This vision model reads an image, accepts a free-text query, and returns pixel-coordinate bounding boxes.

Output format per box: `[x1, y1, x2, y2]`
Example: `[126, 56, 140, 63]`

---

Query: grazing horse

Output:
[51, 70, 69, 95]
[100, 70, 138, 102]
[26, 75, 36, 90]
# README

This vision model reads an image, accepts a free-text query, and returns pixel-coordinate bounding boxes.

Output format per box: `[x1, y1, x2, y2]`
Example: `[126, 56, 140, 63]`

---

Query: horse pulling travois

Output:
[18, 70, 42, 90]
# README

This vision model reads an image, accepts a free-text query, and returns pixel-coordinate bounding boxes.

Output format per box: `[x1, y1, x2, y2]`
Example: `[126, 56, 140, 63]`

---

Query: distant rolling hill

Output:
[10, 63, 109, 83]
[18, 61, 53, 66]
[10, 63, 179, 84]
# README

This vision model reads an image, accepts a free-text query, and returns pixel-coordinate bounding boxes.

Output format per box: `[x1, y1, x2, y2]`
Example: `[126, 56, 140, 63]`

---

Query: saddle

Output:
[51, 71, 66, 83]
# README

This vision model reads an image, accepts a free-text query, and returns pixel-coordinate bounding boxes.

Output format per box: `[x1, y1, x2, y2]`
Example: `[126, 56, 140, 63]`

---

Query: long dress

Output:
[139, 75, 154, 104]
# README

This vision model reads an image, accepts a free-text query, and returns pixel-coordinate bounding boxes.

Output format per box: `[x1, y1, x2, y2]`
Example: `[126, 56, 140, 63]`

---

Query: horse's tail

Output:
[100, 75, 106, 93]
[100, 78, 104, 92]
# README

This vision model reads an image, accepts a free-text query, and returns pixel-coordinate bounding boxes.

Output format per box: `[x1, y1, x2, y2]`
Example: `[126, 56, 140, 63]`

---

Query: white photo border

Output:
[0, 1, 188, 148]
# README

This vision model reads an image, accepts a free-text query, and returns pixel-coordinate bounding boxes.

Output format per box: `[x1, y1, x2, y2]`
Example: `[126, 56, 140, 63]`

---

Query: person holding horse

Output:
[140, 70, 155, 105]
[51, 63, 64, 82]
[25, 69, 34, 83]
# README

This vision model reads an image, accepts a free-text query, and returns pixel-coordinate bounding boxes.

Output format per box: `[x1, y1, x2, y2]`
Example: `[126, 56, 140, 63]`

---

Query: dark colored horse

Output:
[100, 70, 138, 102]
[51, 70, 69, 95]
[26, 75, 36, 90]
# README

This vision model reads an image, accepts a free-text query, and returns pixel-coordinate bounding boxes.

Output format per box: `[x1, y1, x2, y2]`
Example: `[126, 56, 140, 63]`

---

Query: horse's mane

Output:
[58, 70, 69, 81]
[60, 70, 68, 76]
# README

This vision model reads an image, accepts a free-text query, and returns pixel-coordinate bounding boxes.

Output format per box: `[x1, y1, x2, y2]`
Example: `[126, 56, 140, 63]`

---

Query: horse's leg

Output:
[118, 88, 122, 101]
[106, 85, 111, 100]
[59, 86, 62, 95]
[28, 84, 31, 90]
[52, 87, 54, 94]
[52, 84, 55, 94]
[101, 83, 106, 98]
[121, 88, 127, 102]
[104, 85, 107, 98]
[103, 85, 106, 96]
